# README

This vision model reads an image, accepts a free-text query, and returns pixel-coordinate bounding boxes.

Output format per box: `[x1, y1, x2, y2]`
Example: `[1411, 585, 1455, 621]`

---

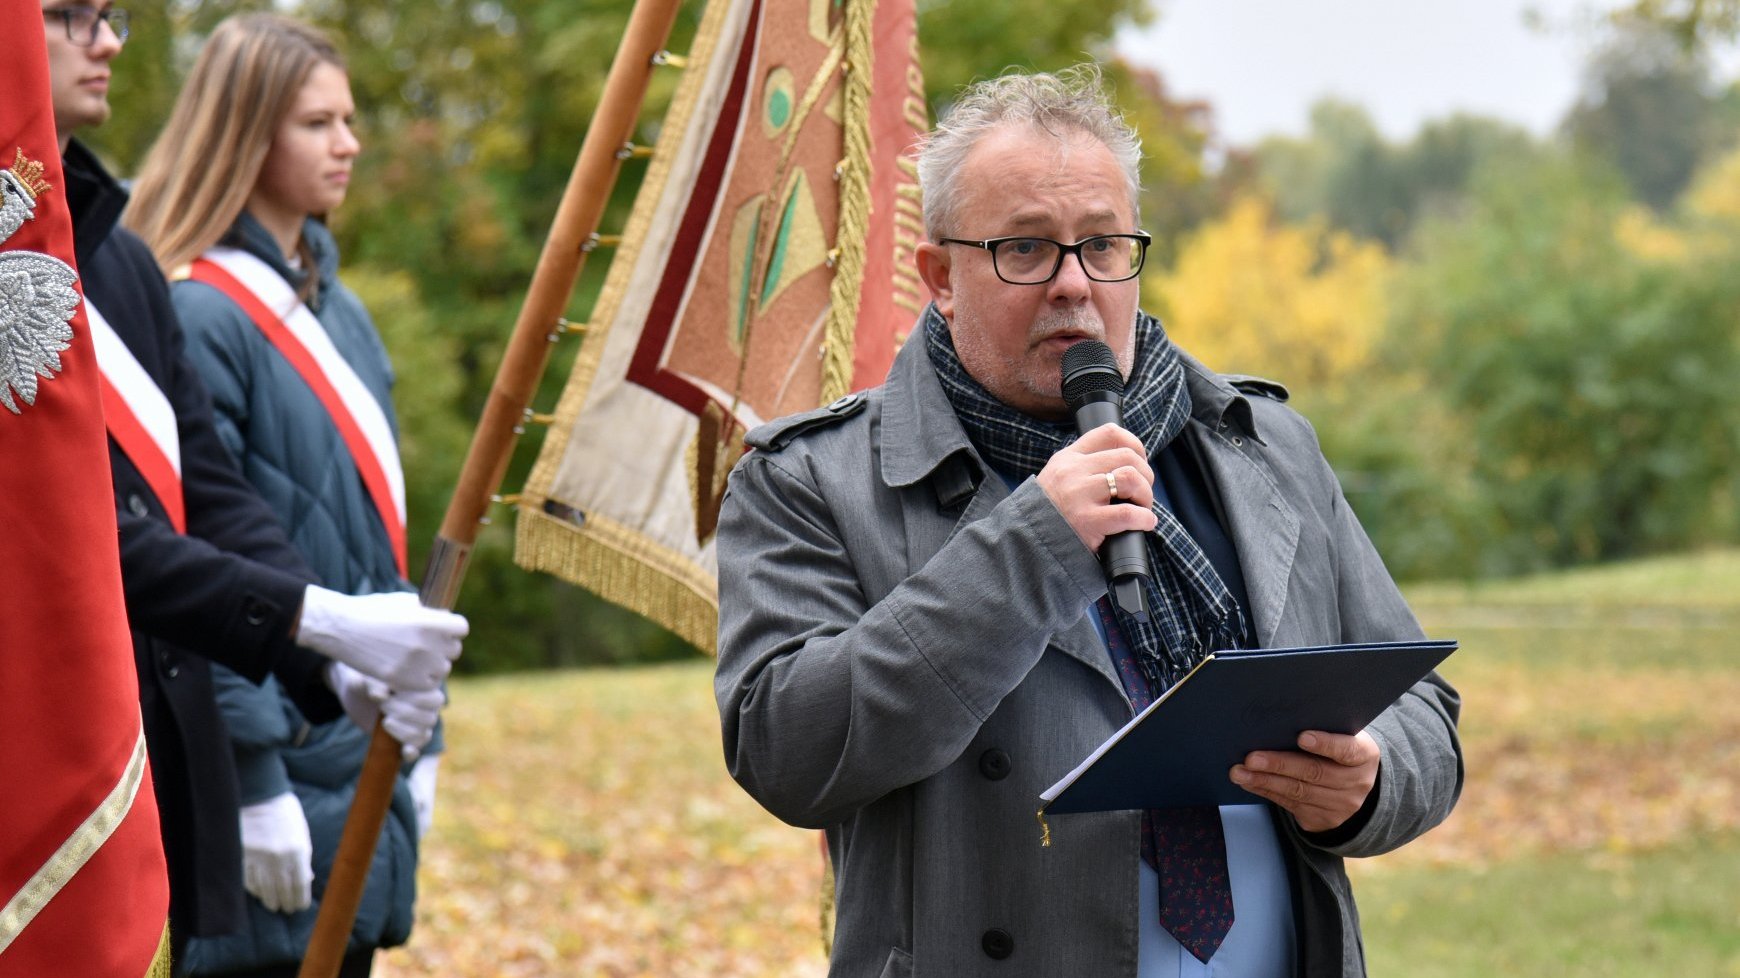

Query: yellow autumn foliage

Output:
[1611, 142, 1740, 263]
[1613, 205, 1692, 263]
[1683, 141, 1740, 223]
[1145, 197, 1390, 391]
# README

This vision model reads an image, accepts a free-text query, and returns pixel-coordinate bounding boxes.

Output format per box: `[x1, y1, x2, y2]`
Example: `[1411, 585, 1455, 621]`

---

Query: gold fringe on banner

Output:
[820, 0, 878, 405]
[516, 506, 719, 654]
[513, 0, 740, 651]
[520, 0, 731, 500]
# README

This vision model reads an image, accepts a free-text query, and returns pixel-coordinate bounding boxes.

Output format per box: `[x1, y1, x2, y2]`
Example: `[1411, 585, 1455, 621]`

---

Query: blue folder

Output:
[1040, 639, 1457, 814]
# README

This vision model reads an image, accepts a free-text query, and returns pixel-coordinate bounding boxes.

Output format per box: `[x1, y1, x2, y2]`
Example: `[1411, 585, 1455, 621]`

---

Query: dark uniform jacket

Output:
[64, 140, 341, 943]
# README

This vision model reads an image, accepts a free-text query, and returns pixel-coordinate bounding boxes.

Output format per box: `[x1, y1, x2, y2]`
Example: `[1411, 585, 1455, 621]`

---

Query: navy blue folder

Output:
[1040, 639, 1457, 814]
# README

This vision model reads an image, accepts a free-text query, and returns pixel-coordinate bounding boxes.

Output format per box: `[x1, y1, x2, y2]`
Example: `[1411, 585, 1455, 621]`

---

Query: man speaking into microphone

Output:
[715, 65, 1462, 978]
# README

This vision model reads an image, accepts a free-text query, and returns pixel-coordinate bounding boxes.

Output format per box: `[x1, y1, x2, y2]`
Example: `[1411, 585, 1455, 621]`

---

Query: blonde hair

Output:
[126, 14, 344, 279]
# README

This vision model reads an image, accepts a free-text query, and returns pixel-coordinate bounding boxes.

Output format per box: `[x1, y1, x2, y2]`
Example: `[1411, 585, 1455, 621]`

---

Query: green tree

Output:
[1256, 100, 1537, 251]
[1389, 153, 1740, 572]
[1105, 61, 1224, 265]
[1563, 21, 1717, 211]
[1616, 0, 1740, 47]
[916, 0, 1151, 104]
[1400, 113, 1539, 229]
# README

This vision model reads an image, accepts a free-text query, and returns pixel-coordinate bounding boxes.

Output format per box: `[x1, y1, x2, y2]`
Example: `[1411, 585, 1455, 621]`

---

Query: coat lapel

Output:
[1187, 421, 1300, 648]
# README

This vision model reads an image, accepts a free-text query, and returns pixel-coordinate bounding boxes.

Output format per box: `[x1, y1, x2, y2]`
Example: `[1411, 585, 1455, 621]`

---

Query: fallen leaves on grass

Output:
[1360, 617, 1740, 872]
[376, 613, 1739, 973]
[376, 664, 827, 978]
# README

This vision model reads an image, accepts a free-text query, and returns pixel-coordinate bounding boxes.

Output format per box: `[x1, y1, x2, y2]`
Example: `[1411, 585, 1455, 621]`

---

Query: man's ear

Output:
[914, 241, 954, 320]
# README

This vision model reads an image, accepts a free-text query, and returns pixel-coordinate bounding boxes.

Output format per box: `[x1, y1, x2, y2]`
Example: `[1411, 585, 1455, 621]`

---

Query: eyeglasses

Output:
[44, 5, 129, 46]
[937, 232, 1152, 285]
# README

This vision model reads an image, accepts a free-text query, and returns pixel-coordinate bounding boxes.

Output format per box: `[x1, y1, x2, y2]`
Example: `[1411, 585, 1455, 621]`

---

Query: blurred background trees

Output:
[85, 0, 1740, 667]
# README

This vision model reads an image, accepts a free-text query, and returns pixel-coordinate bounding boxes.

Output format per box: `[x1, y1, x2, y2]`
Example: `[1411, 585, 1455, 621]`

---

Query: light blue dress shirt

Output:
[1086, 609, 1298, 977]
[993, 464, 1297, 975]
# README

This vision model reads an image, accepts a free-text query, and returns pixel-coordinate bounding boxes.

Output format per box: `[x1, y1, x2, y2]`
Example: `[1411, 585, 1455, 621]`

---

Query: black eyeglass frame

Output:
[44, 5, 129, 46]
[937, 231, 1153, 285]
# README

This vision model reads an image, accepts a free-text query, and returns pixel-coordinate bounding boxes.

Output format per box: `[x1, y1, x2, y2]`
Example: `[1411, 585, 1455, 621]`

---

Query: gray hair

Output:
[917, 64, 1143, 240]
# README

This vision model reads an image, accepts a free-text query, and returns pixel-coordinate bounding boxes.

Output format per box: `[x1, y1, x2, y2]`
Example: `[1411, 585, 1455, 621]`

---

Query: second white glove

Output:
[381, 686, 445, 761]
[324, 661, 389, 734]
[239, 792, 314, 914]
[324, 662, 445, 760]
[297, 585, 467, 692]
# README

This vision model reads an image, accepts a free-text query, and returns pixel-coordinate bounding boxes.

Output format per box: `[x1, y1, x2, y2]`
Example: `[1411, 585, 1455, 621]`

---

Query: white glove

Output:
[297, 585, 467, 692]
[324, 661, 389, 734]
[240, 792, 314, 914]
[407, 755, 440, 838]
[324, 661, 444, 760]
[382, 686, 445, 761]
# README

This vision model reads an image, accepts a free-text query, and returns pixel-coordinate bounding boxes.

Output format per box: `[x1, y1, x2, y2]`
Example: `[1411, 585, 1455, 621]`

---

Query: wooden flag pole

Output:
[297, 0, 686, 972]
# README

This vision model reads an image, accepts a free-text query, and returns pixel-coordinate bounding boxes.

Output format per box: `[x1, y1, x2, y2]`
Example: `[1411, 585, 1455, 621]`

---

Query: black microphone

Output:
[1061, 340, 1151, 622]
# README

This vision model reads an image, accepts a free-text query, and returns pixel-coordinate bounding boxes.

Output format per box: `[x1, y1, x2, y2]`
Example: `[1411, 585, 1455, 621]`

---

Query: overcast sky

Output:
[1116, 0, 1736, 147]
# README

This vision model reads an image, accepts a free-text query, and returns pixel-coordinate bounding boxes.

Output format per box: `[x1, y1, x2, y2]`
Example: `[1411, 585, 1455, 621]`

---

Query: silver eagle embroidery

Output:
[1, 149, 79, 415]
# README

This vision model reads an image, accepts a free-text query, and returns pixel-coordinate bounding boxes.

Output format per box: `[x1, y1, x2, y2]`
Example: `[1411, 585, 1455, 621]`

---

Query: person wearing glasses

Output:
[41, 2, 464, 970]
[714, 65, 1462, 977]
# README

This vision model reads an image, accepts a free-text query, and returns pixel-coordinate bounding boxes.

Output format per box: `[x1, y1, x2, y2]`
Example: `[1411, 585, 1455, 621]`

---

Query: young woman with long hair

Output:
[127, 14, 442, 978]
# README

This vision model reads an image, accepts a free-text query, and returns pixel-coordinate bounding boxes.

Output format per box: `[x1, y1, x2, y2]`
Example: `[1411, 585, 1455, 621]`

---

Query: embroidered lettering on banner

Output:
[0, 149, 78, 415]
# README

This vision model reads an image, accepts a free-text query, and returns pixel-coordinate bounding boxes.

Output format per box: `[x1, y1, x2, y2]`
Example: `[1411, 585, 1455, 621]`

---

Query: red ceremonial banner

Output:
[0, 2, 170, 973]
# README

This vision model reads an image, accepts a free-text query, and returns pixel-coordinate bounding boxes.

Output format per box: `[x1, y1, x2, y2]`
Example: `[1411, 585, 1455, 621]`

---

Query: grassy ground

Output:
[378, 550, 1740, 976]
[1353, 556, 1740, 977]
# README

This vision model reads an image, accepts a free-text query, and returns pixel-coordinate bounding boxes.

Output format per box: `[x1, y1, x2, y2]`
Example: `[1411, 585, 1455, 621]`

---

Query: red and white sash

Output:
[88, 300, 186, 533]
[188, 248, 408, 576]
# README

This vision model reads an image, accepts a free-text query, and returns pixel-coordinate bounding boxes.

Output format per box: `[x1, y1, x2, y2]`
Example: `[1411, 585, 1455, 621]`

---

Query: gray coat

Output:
[715, 320, 1463, 978]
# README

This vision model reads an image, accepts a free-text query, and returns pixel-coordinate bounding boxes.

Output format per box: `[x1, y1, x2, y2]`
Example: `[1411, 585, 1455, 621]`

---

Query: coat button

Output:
[159, 650, 179, 679]
[981, 928, 1014, 960]
[128, 493, 149, 517]
[244, 599, 269, 626]
[978, 748, 1011, 781]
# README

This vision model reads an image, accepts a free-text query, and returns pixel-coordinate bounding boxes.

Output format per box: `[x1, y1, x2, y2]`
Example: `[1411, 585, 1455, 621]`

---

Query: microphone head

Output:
[1061, 340, 1124, 410]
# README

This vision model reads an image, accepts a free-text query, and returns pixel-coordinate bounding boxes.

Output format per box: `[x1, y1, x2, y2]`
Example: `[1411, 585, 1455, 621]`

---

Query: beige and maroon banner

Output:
[515, 0, 926, 653]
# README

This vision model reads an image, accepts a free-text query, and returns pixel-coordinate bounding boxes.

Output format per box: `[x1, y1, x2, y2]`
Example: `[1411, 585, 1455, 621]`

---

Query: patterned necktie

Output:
[1096, 597, 1235, 963]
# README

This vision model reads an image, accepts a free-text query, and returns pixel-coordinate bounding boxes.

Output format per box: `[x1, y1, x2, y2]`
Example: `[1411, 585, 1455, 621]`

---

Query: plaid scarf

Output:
[924, 305, 1247, 690]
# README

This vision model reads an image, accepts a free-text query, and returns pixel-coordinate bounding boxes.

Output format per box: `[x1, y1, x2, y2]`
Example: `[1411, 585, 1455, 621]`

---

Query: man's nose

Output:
[1046, 249, 1093, 303]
